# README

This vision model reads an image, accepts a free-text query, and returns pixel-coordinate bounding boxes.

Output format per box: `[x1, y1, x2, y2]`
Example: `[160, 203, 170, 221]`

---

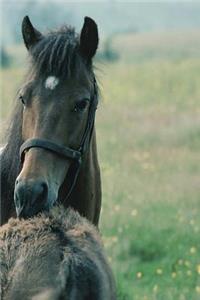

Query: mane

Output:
[0, 101, 23, 222]
[30, 25, 90, 79]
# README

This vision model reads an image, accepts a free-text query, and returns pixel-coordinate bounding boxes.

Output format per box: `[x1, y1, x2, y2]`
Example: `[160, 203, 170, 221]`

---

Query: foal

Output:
[0, 206, 116, 300]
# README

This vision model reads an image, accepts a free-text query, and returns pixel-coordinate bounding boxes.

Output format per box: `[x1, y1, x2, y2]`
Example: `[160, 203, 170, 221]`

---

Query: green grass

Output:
[97, 59, 200, 299]
[1, 38, 200, 299]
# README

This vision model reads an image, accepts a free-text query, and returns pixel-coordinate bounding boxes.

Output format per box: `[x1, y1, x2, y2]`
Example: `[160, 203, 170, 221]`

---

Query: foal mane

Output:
[0, 25, 98, 222]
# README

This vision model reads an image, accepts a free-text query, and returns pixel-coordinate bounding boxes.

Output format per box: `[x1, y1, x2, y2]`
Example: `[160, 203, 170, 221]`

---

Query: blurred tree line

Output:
[97, 34, 119, 62]
[1, 0, 200, 66]
[2, 0, 200, 46]
[0, 47, 11, 68]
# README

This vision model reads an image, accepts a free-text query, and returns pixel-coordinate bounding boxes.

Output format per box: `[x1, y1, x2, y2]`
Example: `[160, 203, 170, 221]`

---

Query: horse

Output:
[0, 205, 116, 300]
[0, 16, 101, 226]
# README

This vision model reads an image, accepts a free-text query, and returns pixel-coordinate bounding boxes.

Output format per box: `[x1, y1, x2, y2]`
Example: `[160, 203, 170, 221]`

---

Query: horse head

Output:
[14, 16, 99, 218]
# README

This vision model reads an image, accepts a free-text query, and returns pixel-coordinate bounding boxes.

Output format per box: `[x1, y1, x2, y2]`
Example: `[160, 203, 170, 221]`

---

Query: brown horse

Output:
[0, 16, 101, 225]
[0, 206, 116, 300]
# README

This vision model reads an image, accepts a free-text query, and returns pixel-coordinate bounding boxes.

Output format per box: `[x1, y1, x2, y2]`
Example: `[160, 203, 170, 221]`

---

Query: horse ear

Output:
[22, 16, 42, 50]
[79, 17, 99, 61]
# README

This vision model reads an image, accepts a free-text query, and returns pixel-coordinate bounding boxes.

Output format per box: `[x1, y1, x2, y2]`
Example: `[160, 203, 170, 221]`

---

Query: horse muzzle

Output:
[14, 178, 55, 218]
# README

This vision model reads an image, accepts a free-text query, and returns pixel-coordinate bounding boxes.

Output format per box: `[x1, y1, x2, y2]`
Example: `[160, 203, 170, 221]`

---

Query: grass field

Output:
[98, 60, 200, 300]
[1, 31, 200, 299]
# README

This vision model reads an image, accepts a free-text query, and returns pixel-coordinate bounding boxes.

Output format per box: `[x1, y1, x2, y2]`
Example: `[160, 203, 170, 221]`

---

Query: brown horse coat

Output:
[0, 206, 116, 300]
[0, 16, 101, 226]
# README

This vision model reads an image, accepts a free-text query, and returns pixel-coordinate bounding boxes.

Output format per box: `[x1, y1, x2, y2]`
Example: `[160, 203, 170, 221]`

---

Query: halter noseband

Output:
[20, 139, 82, 163]
[19, 79, 98, 202]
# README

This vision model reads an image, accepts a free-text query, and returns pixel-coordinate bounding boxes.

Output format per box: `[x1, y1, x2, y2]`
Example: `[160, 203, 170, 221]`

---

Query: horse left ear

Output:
[22, 16, 42, 50]
[79, 17, 99, 61]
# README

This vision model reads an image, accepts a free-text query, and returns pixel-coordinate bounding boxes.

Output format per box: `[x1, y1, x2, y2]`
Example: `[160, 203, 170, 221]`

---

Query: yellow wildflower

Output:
[131, 209, 138, 217]
[190, 247, 197, 254]
[136, 272, 143, 279]
[156, 268, 163, 275]
[178, 259, 183, 265]
[114, 205, 120, 212]
[171, 272, 177, 278]
[153, 285, 158, 292]
[184, 260, 190, 267]
[190, 219, 195, 226]
[196, 286, 200, 294]
[196, 264, 200, 274]
[187, 270, 192, 276]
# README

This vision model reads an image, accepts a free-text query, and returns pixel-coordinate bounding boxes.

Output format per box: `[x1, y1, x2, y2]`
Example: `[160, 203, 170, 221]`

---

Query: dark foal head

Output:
[14, 16, 99, 218]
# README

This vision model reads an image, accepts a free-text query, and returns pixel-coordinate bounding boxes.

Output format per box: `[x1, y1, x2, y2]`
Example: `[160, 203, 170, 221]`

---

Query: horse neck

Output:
[0, 143, 22, 224]
[0, 105, 23, 224]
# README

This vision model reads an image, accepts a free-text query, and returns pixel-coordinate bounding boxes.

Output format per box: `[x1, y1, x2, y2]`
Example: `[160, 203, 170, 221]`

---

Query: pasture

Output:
[1, 31, 200, 299]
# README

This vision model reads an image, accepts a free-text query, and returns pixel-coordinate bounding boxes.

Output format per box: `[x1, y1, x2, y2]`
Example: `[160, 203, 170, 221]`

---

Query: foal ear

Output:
[79, 17, 99, 61]
[22, 16, 42, 50]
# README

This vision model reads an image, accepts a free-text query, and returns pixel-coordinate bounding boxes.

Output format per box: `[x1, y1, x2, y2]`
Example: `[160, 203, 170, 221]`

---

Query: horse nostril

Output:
[14, 179, 49, 218]
[15, 178, 19, 186]
[30, 181, 48, 206]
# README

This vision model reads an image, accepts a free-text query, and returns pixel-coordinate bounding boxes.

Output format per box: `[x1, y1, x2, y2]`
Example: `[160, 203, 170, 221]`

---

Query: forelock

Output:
[29, 26, 87, 79]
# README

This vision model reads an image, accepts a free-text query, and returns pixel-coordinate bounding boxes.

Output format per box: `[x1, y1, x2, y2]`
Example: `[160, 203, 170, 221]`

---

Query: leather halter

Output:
[19, 79, 98, 202]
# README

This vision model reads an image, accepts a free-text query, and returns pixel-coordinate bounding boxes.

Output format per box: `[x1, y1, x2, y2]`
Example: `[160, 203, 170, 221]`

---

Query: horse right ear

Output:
[79, 17, 99, 61]
[22, 16, 42, 50]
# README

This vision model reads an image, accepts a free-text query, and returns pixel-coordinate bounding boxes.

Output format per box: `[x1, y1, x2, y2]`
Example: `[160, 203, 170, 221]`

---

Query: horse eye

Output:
[19, 95, 25, 105]
[74, 99, 89, 112]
